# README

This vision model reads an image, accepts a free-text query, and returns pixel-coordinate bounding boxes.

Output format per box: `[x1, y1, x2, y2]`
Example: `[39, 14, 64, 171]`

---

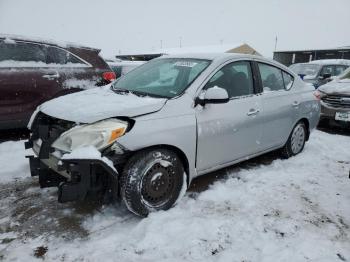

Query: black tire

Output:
[281, 121, 307, 159]
[120, 148, 185, 217]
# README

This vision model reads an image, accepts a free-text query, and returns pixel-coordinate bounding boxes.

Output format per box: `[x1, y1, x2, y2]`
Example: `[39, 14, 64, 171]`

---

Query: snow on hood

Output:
[318, 80, 350, 95]
[39, 86, 167, 123]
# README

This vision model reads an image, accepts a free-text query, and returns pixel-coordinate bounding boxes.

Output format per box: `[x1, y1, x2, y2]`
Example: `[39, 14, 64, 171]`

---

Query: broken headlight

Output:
[52, 119, 128, 152]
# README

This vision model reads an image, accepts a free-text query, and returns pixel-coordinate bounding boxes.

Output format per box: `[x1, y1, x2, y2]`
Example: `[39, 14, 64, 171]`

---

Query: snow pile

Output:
[0, 141, 31, 183]
[0, 130, 350, 261]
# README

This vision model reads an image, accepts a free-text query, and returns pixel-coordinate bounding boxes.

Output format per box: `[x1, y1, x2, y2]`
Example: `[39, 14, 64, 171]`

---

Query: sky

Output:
[1, 0, 349, 58]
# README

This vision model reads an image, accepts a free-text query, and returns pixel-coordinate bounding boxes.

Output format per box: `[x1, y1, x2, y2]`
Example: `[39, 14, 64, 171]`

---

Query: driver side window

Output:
[204, 61, 254, 98]
[320, 65, 335, 76]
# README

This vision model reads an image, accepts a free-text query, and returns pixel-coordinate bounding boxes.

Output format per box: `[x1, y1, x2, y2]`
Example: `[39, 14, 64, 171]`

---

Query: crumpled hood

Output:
[39, 86, 167, 123]
[319, 80, 350, 96]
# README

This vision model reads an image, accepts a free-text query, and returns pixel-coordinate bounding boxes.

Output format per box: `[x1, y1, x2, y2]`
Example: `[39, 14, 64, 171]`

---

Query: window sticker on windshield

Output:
[174, 61, 198, 67]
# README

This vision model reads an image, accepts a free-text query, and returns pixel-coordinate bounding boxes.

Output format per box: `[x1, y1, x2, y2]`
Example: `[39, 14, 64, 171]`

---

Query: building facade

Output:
[274, 47, 350, 66]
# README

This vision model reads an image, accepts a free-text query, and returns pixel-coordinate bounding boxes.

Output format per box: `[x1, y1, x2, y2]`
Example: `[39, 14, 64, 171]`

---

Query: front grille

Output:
[322, 95, 350, 108]
[29, 113, 75, 158]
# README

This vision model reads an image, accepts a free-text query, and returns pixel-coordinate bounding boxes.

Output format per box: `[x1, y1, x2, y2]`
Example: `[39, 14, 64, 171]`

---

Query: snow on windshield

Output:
[113, 58, 210, 98]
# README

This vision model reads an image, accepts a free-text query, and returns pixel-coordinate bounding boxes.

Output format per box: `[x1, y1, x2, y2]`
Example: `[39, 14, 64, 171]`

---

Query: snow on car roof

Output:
[0, 33, 100, 52]
[161, 53, 289, 70]
[309, 59, 350, 66]
[161, 52, 254, 60]
[107, 60, 146, 66]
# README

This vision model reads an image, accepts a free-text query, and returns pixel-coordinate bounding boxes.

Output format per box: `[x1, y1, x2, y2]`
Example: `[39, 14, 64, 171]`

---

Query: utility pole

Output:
[274, 36, 278, 52]
[179, 37, 182, 48]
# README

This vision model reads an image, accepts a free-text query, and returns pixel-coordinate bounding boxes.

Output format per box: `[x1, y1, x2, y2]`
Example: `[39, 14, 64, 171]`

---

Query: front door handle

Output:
[42, 72, 60, 80]
[292, 101, 300, 107]
[247, 109, 260, 116]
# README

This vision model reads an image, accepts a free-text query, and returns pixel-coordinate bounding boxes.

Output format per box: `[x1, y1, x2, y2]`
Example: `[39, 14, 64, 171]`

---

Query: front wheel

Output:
[120, 148, 185, 217]
[281, 121, 307, 158]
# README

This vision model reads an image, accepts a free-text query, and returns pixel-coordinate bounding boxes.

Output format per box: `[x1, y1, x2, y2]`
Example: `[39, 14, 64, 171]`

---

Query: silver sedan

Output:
[26, 53, 321, 216]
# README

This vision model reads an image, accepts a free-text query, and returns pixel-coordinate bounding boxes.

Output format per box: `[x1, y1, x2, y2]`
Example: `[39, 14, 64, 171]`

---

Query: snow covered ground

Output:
[0, 129, 349, 261]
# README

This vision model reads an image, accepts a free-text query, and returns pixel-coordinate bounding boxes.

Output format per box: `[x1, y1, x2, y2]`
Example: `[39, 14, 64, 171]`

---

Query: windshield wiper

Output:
[112, 87, 130, 94]
[112, 86, 169, 99]
[131, 90, 169, 99]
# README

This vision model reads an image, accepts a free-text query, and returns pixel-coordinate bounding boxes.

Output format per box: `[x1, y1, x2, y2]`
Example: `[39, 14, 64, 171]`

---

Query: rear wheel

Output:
[281, 121, 307, 158]
[120, 148, 185, 217]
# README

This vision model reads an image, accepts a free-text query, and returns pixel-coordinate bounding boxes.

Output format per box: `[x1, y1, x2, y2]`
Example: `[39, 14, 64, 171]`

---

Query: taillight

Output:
[102, 71, 116, 82]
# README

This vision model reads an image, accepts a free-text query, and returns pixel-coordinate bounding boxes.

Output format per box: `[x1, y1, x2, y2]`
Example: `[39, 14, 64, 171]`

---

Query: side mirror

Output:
[320, 73, 331, 80]
[195, 86, 229, 106]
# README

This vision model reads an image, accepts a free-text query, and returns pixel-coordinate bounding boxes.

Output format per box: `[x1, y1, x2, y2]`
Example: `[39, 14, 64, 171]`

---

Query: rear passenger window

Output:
[258, 63, 284, 92]
[282, 71, 294, 90]
[205, 61, 254, 98]
[0, 41, 46, 65]
[46, 46, 85, 66]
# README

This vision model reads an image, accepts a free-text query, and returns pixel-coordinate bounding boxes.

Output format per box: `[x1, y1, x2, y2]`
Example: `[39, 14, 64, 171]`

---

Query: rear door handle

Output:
[42, 72, 60, 80]
[247, 109, 260, 116]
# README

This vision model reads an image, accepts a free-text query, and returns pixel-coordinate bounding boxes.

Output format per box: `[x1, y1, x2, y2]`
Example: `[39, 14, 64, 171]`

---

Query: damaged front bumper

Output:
[25, 135, 119, 203]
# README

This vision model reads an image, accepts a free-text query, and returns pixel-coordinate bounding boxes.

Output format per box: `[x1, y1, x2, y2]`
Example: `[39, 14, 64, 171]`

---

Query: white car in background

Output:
[289, 59, 350, 88]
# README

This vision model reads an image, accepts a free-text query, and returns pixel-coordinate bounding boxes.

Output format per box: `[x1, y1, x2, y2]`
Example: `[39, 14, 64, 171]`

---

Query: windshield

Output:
[289, 64, 321, 78]
[112, 58, 210, 98]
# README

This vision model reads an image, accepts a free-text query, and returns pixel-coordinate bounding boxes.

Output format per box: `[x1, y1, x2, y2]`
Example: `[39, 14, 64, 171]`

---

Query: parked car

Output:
[25, 53, 320, 216]
[316, 67, 350, 128]
[107, 59, 145, 78]
[0, 34, 116, 130]
[289, 59, 350, 88]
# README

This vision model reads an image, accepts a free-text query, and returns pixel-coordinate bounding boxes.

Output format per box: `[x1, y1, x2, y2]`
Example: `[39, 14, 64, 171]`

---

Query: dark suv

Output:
[0, 34, 115, 130]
